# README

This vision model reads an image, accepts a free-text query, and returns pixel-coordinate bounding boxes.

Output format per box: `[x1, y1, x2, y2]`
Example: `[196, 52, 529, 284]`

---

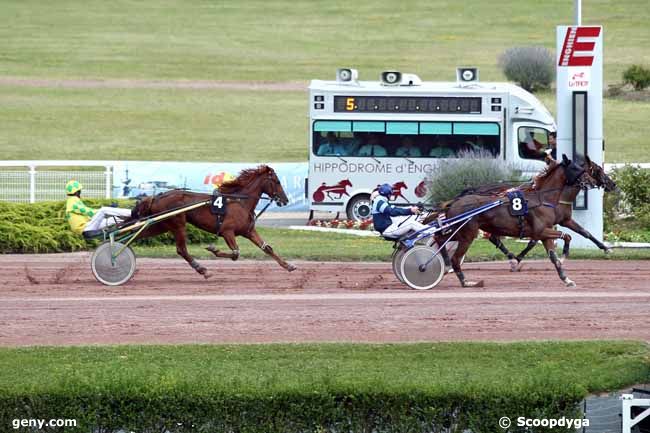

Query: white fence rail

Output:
[0, 161, 112, 203]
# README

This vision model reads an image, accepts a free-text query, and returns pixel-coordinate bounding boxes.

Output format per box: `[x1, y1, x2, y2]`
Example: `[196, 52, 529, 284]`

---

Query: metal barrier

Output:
[0, 161, 112, 203]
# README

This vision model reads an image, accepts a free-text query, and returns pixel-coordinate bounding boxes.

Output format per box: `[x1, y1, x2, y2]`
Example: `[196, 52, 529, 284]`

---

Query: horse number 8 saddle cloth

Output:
[506, 190, 528, 217]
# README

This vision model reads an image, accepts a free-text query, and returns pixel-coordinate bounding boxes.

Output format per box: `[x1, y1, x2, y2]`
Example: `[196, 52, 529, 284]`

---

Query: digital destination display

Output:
[334, 96, 482, 114]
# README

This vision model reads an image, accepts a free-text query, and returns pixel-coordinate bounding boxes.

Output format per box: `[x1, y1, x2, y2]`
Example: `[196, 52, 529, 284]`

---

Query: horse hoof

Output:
[464, 280, 484, 288]
[508, 260, 518, 272]
[563, 278, 576, 287]
[206, 244, 218, 253]
[604, 248, 612, 255]
[287, 264, 297, 272]
[203, 272, 212, 280]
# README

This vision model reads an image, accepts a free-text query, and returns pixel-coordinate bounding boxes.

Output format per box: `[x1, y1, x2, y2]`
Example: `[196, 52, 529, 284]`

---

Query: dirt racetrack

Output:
[0, 254, 649, 346]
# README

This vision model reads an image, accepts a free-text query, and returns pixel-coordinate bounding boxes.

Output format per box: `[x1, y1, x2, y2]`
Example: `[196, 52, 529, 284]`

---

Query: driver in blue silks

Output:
[371, 183, 427, 238]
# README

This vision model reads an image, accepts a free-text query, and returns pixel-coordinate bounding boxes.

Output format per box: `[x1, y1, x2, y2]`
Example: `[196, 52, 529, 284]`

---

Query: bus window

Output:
[312, 121, 500, 158]
[518, 127, 550, 160]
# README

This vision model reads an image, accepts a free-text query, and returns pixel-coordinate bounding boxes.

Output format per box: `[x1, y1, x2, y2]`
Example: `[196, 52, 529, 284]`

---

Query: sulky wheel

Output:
[428, 240, 464, 273]
[91, 241, 136, 286]
[399, 245, 445, 290]
[391, 247, 407, 283]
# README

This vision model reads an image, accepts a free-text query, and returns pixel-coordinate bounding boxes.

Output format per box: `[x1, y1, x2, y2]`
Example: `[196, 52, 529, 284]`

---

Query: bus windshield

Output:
[312, 120, 500, 158]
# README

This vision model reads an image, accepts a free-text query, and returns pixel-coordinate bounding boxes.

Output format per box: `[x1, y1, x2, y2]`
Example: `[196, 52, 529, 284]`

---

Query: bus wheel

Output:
[346, 194, 372, 221]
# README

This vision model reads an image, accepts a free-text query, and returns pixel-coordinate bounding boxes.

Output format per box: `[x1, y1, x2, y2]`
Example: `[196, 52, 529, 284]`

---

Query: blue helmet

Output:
[378, 183, 392, 197]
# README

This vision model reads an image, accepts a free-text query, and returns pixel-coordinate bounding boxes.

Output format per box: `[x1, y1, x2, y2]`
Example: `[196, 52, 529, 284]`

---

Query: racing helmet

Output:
[65, 180, 83, 195]
[378, 183, 392, 197]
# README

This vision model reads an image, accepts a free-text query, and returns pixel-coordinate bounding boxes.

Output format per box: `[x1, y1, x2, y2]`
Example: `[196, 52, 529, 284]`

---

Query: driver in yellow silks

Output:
[64, 180, 132, 236]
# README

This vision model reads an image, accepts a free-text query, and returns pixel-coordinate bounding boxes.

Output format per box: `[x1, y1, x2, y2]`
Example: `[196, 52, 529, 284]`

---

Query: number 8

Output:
[512, 198, 522, 211]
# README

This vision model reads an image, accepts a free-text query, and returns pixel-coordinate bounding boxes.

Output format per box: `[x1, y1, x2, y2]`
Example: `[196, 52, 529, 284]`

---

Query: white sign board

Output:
[556, 25, 604, 248]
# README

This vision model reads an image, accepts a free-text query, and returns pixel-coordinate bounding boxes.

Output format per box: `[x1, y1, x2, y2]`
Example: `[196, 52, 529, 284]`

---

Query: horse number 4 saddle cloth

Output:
[210, 191, 228, 216]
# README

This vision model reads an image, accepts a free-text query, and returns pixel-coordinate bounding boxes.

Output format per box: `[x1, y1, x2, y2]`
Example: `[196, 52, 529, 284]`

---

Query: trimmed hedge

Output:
[0, 200, 216, 253]
[2, 342, 648, 433]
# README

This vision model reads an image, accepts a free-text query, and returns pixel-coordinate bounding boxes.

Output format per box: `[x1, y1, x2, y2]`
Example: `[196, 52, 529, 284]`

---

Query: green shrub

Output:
[425, 150, 526, 205]
[623, 64, 650, 90]
[609, 165, 650, 230]
[498, 46, 555, 92]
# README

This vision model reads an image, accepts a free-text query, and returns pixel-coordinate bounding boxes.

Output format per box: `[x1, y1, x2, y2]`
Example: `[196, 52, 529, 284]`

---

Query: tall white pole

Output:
[575, 0, 582, 25]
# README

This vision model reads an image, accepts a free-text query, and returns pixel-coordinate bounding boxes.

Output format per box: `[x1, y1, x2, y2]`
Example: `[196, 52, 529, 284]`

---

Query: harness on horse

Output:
[506, 190, 528, 239]
[209, 190, 275, 235]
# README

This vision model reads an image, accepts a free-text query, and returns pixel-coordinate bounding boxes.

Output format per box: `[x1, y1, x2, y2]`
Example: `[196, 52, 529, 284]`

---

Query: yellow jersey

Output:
[65, 196, 97, 234]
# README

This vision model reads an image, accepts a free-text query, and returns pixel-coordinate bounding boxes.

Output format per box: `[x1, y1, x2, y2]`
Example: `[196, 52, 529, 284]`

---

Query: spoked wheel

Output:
[391, 247, 407, 283]
[91, 241, 136, 286]
[399, 245, 445, 290]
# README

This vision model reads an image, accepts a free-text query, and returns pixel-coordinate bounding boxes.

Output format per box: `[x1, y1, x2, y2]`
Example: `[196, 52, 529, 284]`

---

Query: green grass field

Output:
[133, 227, 650, 261]
[1, 0, 648, 82]
[0, 0, 649, 162]
[1, 341, 648, 400]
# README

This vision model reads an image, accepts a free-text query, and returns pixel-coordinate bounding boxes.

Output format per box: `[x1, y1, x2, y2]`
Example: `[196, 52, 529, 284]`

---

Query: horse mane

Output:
[219, 165, 273, 194]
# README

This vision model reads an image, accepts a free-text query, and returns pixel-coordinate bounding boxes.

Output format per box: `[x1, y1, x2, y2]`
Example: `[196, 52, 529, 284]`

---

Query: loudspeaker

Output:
[336, 68, 358, 82]
[380, 71, 402, 85]
[456, 67, 479, 84]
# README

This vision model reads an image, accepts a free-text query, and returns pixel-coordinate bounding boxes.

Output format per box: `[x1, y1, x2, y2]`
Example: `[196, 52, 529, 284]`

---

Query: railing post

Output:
[29, 165, 36, 203]
[105, 165, 112, 199]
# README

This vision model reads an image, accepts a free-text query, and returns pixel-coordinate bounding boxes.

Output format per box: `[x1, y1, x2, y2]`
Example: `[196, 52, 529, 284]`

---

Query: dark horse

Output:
[131, 165, 296, 278]
[427, 155, 598, 287]
[472, 156, 617, 271]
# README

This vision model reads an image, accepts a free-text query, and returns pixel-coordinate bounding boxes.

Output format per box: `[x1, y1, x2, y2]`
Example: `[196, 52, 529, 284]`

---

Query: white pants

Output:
[83, 207, 132, 232]
[383, 215, 429, 238]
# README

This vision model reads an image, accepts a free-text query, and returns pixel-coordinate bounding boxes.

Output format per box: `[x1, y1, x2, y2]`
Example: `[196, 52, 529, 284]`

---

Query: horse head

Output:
[393, 181, 407, 190]
[580, 155, 618, 193]
[560, 154, 598, 189]
[260, 165, 289, 206]
[340, 179, 353, 188]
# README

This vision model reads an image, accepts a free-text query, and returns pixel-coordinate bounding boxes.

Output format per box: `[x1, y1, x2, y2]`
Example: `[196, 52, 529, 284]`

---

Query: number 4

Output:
[213, 196, 223, 208]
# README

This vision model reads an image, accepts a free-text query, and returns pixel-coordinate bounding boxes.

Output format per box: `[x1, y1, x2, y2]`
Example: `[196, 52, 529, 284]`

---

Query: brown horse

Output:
[131, 165, 296, 278]
[485, 155, 618, 270]
[428, 155, 598, 287]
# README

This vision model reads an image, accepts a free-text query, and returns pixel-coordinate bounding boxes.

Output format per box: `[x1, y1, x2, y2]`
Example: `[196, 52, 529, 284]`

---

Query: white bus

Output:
[306, 68, 557, 220]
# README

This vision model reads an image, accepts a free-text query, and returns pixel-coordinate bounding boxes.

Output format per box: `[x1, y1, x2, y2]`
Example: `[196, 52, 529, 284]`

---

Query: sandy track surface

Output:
[0, 77, 306, 91]
[1, 254, 648, 346]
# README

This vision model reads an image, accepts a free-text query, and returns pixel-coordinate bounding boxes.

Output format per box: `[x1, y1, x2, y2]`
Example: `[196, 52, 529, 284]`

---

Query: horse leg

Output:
[540, 234, 575, 287]
[245, 228, 296, 272]
[172, 224, 211, 279]
[206, 230, 241, 261]
[512, 240, 539, 271]
[487, 234, 520, 272]
[439, 244, 452, 272]
[450, 229, 483, 288]
[561, 218, 611, 253]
